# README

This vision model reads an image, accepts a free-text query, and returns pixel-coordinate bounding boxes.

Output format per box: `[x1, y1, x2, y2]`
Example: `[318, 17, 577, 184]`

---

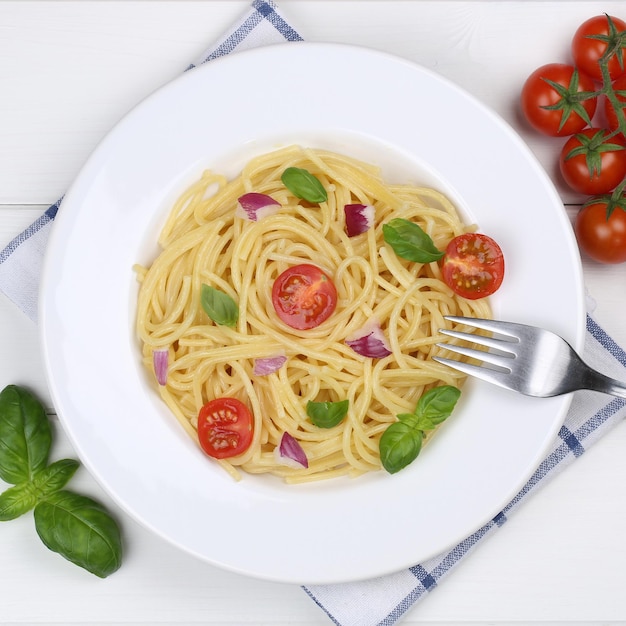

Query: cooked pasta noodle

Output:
[135, 146, 491, 483]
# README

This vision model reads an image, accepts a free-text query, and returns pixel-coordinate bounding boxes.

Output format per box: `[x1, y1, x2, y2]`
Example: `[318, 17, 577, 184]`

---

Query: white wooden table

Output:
[2, 2, 626, 624]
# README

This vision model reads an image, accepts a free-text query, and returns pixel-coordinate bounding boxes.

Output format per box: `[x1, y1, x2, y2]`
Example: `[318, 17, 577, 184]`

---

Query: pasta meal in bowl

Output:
[134, 145, 504, 483]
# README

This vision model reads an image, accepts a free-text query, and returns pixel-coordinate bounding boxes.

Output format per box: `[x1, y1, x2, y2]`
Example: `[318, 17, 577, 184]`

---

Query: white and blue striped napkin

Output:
[305, 313, 626, 626]
[0, 0, 303, 324]
[2, 2, 626, 625]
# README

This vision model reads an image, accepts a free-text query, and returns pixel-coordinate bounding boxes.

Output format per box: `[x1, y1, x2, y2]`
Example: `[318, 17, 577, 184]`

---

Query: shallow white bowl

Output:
[39, 43, 585, 584]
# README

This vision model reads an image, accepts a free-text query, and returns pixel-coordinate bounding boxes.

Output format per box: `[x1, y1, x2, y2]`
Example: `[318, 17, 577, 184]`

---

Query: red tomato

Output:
[521, 63, 597, 136]
[197, 397, 253, 459]
[572, 15, 626, 82]
[559, 128, 626, 194]
[604, 74, 626, 132]
[441, 233, 505, 300]
[575, 201, 626, 263]
[271, 263, 338, 330]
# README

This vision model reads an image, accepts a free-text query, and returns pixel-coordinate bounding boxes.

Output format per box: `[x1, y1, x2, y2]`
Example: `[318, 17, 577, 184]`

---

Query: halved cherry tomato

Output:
[575, 201, 626, 264]
[572, 15, 626, 82]
[520, 63, 597, 136]
[559, 128, 626, 195]
[197, 397, 253, 459]
[441, 233, 504, 300]
[271, 263, 338, 330]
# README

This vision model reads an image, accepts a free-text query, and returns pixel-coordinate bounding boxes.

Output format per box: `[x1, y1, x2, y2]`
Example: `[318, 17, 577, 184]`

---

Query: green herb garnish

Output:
[0, 385, 123, 577]
[306, 399, 349, 428]
[379, 385, 460, 474]
[34, 491, 122, 578]
[201, 284, 239, 327]
[281, 167, 328, 203]
[382, 218, 444, 263]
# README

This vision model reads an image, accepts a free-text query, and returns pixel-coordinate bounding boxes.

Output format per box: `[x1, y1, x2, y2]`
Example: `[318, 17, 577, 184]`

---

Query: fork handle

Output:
[585, 368, 626, 399]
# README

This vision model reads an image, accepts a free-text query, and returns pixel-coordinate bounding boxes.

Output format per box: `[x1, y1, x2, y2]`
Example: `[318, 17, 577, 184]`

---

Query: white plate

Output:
[39, 43, 585, 584]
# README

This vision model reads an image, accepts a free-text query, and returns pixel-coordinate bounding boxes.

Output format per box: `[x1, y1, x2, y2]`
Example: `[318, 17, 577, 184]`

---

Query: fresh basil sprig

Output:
[307, 399, 349, 428]
[0, 458, 80, 522]
[281, 167, 328, 203]
[201, 284, 239, 327]
[0, 385, 123, 577]
[382, 218, 445, 263]
[379, 385, 460, 474]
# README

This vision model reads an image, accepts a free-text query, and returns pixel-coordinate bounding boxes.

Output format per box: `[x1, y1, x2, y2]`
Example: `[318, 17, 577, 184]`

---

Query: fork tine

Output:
[435, 342, 513, 370]
[438, 328, 517, 354]
[443, 315, 519, 339]
[431, 356, 512, 390]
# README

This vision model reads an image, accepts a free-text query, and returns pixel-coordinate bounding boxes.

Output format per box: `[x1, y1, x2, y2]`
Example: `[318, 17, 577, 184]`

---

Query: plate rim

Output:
[38, 41, 585, 584]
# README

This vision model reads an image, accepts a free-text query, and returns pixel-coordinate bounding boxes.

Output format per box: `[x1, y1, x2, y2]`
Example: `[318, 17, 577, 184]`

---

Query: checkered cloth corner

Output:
[304, 314, 626, 626]
[0, 0, 301, 323]
[2, 3, 626, 626]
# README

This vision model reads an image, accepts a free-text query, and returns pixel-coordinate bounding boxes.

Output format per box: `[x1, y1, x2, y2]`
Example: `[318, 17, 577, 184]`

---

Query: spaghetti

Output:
[135, 146, 491, 483]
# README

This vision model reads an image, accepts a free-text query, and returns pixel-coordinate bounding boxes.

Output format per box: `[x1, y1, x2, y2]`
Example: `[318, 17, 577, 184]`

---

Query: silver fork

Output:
[432, 315, 626, 399]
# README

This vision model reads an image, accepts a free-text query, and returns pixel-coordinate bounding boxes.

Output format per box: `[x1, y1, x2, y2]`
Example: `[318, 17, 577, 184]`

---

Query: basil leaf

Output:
[32, 459, 80, 498]
[34, 490, 123, 578]
[415, 385, 461, 426]
[383, 218, 444, 263]
[0, 385, 51, 484]
[0, 482, 38, 521]
[398, 412, 436, 432]
[201, 284, 238, 328]
[307, 399, 349, 428]
[396, 412, 420, 427]
[281, 167, 327, 203]
[379, 422, 423, 474]
[380, 385, 462, 474]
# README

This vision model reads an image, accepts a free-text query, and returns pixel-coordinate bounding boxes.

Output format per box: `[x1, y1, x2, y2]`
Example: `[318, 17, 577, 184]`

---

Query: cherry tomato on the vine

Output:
[271, 263, 338, 330]
[572, 15, 626, 82]
[441, 233, 505, 300]
[559, 128, 626, 195]
[575, 201, 626, 263]
[521, 63, 597, 136]
[197, 397, 254, 459]
[604, 74, 626, 133]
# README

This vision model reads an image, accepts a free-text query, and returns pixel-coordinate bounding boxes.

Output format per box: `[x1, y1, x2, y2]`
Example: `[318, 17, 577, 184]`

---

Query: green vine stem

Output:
[571, 15, 626, 215]
[579, 18, 626, 142]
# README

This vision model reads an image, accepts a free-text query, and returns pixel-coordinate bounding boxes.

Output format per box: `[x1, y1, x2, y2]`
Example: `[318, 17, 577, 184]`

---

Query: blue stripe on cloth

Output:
[587, 313, 626, 367]
[574, 395, 626, 442]
[194, 11, 262, 63]
[492, 511, 507, 527]
[255, 0, 303, 40]
[0, 197, 62, 264]
[368, 373, 626, 625]
[2, 0, 300, 267]
[558, 425, 585, 457]
[188, 0, 302, 69]
[377, 427, 590, 624]
[504, 441, 581, 510]
[378, 522, 499, 626]
[410, 565, 437, 590]
[418, 521, 496, 582]
[300, 588, 342, 626]
[499, 397, 625, 520]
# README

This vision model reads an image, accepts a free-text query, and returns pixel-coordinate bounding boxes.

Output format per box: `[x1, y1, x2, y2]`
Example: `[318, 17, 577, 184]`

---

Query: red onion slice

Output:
[345, 320, 392, 358]
[344, 203, 375, 237]
[253, 354, 287, 376]
[235, 192, 280, 221]
[152, 349, 168, 386]
[274, 432, 309, 469]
